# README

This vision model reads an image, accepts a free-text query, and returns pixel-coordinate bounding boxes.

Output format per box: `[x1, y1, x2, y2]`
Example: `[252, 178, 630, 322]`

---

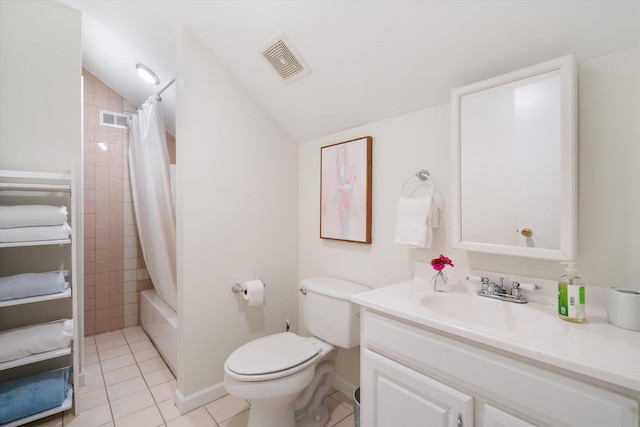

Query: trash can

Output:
[353, 387, 361, 427]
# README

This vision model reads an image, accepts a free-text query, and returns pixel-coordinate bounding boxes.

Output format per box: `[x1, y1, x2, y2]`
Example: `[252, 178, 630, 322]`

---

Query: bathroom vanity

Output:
[352, 276, 640, 427]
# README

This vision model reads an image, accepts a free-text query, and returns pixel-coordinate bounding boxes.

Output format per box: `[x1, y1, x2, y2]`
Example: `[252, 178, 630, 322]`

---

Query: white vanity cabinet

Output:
[363, 348, 472, 426]
[360, 309, 639, 427]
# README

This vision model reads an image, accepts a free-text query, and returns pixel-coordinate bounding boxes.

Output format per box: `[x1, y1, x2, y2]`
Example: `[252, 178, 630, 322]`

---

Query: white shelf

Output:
[1, 387, 73, 427]
[0, 167, 79, 421]
[0, 239, 71, 249]
[0, 346, 72, 371]
[0, 183, 70, 193]
[0, 288, 71, 308]
[0, 170, 71, 180]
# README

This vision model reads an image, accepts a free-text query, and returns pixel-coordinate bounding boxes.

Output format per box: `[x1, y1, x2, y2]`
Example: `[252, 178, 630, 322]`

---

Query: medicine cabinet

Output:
[452, 54, 577, 260]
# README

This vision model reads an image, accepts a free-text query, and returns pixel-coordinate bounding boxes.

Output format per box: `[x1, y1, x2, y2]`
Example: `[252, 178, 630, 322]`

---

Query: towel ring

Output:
[401, 169, 436, 198]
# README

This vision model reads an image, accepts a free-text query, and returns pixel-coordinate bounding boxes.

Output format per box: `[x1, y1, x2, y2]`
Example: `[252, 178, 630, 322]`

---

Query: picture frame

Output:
[320, 136, 372, 243]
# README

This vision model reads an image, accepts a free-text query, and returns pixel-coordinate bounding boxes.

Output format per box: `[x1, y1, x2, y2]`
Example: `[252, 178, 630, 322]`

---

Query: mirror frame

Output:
[452, 54, 577, 261]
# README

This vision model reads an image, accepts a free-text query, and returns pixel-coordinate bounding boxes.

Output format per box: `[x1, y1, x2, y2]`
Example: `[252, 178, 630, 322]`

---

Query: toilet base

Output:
[248, 401, 296, 427]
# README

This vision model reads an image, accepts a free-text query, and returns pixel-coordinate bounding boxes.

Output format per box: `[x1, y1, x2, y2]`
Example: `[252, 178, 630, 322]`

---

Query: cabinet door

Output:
[484, 404, 536, 427]
[362, 349, 473, 427]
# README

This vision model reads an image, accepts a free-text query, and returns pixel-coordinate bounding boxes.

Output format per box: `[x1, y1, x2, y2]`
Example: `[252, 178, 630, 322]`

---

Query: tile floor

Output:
[24, 326, 356, 427]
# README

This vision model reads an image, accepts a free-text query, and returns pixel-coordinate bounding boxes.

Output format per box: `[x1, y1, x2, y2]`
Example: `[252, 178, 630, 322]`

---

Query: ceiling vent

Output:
[261, 34, 310, 84]
[99, 110, 129, 129]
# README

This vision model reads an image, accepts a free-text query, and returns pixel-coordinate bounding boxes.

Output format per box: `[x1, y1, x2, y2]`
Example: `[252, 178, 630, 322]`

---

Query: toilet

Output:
[224, 276, 370, 427]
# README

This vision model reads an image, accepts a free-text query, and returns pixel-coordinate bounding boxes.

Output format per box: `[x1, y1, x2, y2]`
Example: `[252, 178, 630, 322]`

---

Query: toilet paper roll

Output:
[242, 279, 265, 307]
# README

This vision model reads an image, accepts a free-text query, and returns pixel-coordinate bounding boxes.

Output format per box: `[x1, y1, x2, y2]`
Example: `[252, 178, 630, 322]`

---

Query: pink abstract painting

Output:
[320, 136, 372, 243]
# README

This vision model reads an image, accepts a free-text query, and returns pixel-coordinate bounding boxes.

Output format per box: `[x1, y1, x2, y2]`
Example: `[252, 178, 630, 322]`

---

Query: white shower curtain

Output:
[129, 97, 177, 312]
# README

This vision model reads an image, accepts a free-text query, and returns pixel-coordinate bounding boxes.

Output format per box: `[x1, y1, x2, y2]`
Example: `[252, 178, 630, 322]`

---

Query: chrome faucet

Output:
[469, 276, 540, 304]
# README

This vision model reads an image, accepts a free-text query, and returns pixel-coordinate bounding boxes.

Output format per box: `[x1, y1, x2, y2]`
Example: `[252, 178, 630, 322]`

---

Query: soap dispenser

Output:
[558, 261, 585, 323]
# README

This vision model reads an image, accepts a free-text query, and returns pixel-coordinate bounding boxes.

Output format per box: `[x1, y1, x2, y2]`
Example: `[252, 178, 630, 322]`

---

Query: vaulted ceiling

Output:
[57, 0, 640, 142]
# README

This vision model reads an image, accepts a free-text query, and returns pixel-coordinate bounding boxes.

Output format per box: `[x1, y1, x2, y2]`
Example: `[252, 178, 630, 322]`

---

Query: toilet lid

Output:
[226, 333, 320, 376]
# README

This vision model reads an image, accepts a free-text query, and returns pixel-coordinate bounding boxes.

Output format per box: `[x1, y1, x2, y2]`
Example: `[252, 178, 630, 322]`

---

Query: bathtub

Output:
[140, 289, 177, 375]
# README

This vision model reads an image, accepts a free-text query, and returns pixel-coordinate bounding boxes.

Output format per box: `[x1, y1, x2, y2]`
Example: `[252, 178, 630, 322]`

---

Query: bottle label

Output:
[558, 284, 584, 319]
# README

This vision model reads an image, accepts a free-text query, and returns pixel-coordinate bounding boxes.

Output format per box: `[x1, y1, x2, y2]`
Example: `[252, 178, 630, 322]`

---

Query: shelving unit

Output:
[0, 169, 79, 426]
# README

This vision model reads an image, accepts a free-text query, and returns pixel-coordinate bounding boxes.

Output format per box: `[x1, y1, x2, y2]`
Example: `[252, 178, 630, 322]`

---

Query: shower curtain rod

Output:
[156, 78, 175, 98]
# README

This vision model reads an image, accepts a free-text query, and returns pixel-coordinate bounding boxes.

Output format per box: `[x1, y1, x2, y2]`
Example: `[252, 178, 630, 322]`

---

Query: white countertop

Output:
[352, 276, 640, 394]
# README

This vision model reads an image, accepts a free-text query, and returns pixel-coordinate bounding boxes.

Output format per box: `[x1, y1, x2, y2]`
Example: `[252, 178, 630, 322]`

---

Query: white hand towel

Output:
[395, 196, 433, 248]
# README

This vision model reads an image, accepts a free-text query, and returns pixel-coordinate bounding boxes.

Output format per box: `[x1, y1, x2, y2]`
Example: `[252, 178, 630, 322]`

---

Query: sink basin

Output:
[420, 293, 566, 334]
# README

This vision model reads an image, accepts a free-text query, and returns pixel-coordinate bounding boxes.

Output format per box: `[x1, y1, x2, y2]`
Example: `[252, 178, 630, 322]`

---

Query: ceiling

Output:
[56, 0, 640, 142]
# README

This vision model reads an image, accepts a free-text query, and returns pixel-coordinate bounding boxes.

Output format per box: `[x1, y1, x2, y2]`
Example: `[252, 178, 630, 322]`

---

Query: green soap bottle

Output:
[558, 261, 585, 323]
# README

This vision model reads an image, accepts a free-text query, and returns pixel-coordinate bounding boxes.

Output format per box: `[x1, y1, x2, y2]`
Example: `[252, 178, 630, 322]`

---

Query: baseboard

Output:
[174, 382, 228, 414]
[333, 375, 357, 400]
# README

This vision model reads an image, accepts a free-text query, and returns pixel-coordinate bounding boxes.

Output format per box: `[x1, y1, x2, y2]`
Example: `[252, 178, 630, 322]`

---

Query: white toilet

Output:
[224, 276, 370, 427]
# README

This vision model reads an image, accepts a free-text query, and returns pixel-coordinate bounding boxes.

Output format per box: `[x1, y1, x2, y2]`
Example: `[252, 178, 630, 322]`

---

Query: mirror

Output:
[452, 54, 577, 260]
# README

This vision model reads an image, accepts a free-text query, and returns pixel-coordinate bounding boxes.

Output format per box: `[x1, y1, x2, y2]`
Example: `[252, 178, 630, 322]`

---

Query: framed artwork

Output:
[320, 136, 372, 243]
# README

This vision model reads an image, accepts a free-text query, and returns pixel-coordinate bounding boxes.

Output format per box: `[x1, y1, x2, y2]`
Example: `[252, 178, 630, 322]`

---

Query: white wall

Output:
[0, 0, 82, 174]
[176, 27, 299, 408]
[299, 106, 451, 390]
[0, 0, 84, 384]
[298, 47, 640, 391]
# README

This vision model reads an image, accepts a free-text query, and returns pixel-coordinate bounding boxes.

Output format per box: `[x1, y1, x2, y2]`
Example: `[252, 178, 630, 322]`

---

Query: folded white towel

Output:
[0, 205, 68, 229]
[0, 319, 73, 363]
[394, 196, 440, 248]
[0, 222, 71, 243]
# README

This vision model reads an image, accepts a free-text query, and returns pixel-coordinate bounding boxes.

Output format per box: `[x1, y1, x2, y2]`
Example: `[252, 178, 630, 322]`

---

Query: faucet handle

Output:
[514, 282, 541, 292]
[511, 282, 541, 298]
[467, 275, 488, 284]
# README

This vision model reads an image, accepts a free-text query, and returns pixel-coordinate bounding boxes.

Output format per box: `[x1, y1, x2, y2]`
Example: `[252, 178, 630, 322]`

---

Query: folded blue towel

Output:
[0, 367, 70, 424]
[0, 271, 67, 301]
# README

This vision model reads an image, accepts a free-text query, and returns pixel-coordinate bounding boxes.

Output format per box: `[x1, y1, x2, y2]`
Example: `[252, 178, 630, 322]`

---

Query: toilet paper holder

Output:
[231, 281, 266, 293]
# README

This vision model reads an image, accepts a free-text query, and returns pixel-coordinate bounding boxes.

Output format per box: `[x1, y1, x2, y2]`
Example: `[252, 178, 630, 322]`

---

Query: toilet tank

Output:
[300, 276, 370, 349]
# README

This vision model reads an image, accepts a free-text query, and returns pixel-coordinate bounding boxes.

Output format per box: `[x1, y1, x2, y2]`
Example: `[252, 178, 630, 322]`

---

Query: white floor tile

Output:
[101, 353, 137, 373]
[110, 389, 156, 420]
[150, 379, 177, 403]
[205, 394, 250, 424]
[96, 335, 128, 352]
[75, 329, 356, 427]
[99, 344, 132, 361]
[138, 357, 167, 374]
[158, 399, 182, 423]
[166, 407, 216, 427]
[219, 409, 249, 427]
[107, 376, 149, 401]
[78, 373, 106, 396]
[94, 330, 124, 344]
[129, 338, 154, 352]
[65, 403, 113, 427]
[103, 364, 142, 386]
[332, 413, 355, 427]
[84, 361, 102, 377]
[85, 351, 100, 366]
[143, 367, 174, 387]
[121, 326, 143, 337]
[133, 347, 160, 363]
[113, 404, 165, 427]
[331, 390, 355, 409]
[324, 395, 352, 427]
[75, 387, 109, 412]
[124, 331, 150, 343]
[84, 338, 98, 355]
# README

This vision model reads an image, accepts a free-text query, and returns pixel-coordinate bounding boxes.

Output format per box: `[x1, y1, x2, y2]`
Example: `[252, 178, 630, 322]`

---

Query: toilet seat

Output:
[225, 333, 320, 381]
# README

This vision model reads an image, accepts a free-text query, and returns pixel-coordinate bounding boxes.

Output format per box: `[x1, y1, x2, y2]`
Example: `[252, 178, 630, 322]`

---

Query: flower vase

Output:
[432, 271, 449, 292]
